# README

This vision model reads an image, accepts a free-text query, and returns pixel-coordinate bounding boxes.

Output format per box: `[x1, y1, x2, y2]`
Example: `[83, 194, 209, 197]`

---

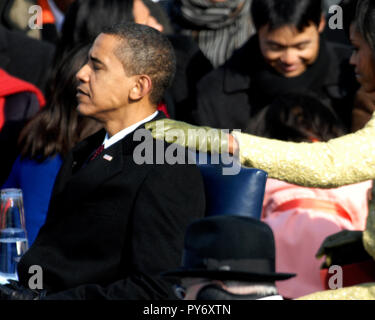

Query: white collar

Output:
[47, 0, 65, 32]
[103, 111, 159, 149]
[257, 295, 284, 300]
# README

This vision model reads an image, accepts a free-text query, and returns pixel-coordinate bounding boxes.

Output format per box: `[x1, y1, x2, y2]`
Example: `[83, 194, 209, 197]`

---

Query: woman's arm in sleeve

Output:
[232, 113, 375, 188]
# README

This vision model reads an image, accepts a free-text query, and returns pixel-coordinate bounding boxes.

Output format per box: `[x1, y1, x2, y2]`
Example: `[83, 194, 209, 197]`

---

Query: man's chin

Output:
[77, 104, 89, 116]
[278, 67, 305, 78]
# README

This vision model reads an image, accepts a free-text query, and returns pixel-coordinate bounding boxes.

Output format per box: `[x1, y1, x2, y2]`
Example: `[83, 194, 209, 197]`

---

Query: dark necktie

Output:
[90, 144, 104, 161]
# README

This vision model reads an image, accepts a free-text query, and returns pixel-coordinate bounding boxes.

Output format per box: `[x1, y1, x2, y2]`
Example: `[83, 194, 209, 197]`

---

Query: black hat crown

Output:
[164, 216, 295, 282]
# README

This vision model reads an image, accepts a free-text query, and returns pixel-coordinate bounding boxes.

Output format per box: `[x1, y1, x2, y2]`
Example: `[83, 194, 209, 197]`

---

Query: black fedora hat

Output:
[163, 216, 295, 282]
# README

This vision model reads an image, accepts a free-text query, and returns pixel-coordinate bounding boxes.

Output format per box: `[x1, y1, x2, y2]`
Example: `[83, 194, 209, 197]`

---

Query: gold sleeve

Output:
[232, 112, 375, 188]
[297, 283, 375, 300]
[364, 201, 375, 260]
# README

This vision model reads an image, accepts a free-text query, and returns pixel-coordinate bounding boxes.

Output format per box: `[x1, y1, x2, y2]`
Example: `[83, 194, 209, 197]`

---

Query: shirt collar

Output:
[103, 111, 159, 149]
[47, 0, 65, 32]
[257, 295, 284, 300]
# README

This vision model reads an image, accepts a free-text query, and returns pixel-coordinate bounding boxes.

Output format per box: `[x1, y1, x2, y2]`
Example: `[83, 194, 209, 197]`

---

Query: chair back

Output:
[195, 152, 268, 219]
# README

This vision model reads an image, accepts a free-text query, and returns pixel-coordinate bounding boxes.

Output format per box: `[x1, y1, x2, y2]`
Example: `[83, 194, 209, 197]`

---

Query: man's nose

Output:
[280, 49, 298, 65]
[76, 64, 90, 82]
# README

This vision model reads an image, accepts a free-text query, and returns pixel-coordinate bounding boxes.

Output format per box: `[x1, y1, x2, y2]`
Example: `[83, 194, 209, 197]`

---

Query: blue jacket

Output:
[2, 155, 63, 245]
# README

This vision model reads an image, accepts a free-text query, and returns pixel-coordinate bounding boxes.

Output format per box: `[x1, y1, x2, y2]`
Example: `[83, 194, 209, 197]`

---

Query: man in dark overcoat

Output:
[0, 22, 205, 300]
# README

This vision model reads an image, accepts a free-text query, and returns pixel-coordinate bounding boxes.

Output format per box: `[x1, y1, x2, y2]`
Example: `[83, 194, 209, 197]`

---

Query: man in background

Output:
[164, 216, 295, 300]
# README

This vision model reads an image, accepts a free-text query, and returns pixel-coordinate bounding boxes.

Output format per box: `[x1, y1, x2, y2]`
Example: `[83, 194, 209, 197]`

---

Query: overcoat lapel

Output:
[50, 128, 124, 204]
[62, 141, 124, 204]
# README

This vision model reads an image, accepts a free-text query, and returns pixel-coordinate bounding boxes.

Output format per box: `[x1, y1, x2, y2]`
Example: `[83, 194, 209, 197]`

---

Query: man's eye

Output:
[296, 44, 308, 50]
[268, 44, 283, 51]
[351, 46, 359, 53]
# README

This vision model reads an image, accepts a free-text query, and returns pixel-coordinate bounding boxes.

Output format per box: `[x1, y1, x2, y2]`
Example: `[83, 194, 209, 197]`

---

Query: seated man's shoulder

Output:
[130, 130, 203, 177]
[130, 136, 205, 207]
[150, 138, 202, 173]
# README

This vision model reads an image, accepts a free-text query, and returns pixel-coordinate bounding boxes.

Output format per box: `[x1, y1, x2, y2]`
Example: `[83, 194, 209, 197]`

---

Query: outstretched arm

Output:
[232, 113, 375, 188]
[146, 114, 375, 188]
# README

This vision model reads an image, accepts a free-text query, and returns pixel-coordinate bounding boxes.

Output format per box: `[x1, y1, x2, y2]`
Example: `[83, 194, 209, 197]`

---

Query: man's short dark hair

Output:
[251, 0, 323, 32]
[102, 22, 176, 105]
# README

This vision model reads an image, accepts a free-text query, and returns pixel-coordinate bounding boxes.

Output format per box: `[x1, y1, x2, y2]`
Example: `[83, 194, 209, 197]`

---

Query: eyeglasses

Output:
[173, 284, 186, 300]
[173, 278, 214, 300]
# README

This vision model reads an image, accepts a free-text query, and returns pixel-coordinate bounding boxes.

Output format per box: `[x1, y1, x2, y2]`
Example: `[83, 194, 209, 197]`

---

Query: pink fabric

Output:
[261, 178, 372, 299]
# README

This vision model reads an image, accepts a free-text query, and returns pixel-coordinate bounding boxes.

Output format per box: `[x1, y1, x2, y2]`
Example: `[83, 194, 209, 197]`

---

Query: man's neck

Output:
[105, 104, 157, 138]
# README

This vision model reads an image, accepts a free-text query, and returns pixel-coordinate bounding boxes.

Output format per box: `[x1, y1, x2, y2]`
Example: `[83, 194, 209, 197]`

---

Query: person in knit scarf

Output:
[170, 0, 255, 67]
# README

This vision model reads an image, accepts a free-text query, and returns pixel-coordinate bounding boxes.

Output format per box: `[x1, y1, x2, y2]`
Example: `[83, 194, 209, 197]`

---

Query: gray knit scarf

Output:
[176, 0, 254, 67]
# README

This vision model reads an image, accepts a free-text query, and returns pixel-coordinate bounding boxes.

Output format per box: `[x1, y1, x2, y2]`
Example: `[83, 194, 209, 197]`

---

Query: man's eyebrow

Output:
[89, 54, 105, 66]
[266, 40, 286, 48]
[266, 40, 311, 48]
[292, 40, 311, 46]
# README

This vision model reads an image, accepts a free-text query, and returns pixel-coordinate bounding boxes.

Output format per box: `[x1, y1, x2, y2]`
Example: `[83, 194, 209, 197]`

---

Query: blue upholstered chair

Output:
[194, 152, 268, 219]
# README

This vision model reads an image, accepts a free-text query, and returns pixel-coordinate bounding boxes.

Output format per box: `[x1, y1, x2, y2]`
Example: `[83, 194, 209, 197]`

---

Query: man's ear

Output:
[129, 75, 152, 101]
[318, 14, 326, 33]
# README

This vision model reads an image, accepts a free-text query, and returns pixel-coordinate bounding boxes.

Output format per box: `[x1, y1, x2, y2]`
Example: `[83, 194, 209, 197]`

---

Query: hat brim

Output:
[162, 268, 296, 282]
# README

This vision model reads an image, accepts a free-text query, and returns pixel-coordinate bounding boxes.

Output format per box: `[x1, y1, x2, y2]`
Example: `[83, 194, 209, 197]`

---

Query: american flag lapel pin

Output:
[103, 154, 113, 161]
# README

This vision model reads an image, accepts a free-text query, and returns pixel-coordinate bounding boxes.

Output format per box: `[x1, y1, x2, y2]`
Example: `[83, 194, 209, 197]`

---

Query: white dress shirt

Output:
[103, 111, 159, 149]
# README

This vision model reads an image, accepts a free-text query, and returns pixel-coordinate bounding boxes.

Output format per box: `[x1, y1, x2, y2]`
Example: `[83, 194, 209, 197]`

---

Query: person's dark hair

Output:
[251, 93, 346, 142]
[251, 0, 323, 32]
[19, 44, 102, 161]
[102, 23, 176, 105]
[340, 0, 358, 36]
[55, 0, 135, 64]
[355, 0, 375, 56]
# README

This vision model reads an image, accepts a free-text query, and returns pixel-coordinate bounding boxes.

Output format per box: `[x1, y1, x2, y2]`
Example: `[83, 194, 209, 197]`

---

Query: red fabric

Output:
[157, 102, 170, 118]
[321, 260, 375, 289]
[274, 198, 353, 224]
[0, 69, 45, 130]
[37, 0, 55, 24]
[90, 145, 104, 161]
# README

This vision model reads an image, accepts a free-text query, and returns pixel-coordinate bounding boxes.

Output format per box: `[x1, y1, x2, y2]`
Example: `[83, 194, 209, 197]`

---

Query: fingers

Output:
[7, 280, 23, 290]
[0, 284, 14, 300]
[146, 120, 183, 142]
[144, 121, 156, 131]
[145, 120, 167, 141]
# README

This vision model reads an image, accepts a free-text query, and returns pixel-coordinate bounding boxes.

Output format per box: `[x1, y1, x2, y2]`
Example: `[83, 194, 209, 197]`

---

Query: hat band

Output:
[182, 250, 275, 274]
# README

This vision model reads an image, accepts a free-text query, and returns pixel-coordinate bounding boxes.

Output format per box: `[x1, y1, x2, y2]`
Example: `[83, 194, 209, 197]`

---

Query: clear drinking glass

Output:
[0, 189, 28, 282]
